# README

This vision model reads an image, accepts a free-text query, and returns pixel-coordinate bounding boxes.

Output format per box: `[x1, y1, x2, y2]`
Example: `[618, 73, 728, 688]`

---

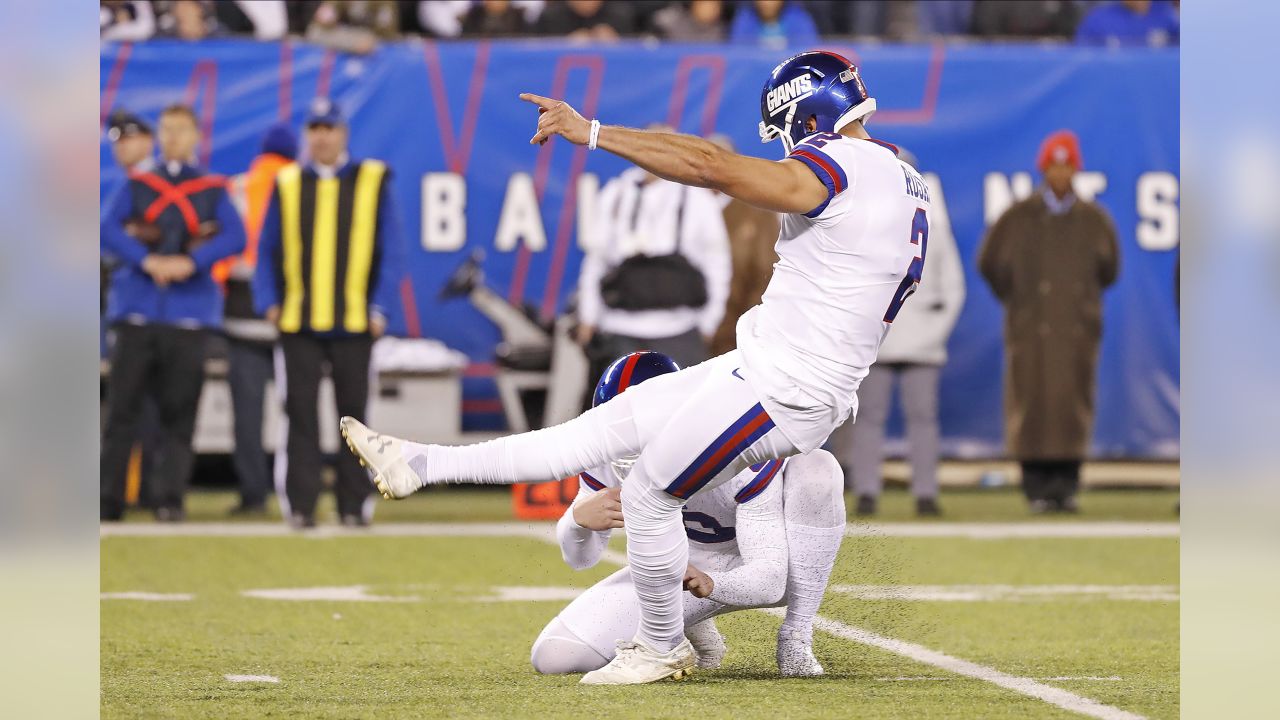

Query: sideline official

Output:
[100, 103, 246, 521]
[254, 98, 406, 528]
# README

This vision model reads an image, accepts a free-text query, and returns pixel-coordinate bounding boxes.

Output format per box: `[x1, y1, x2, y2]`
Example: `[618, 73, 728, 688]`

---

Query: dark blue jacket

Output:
[101, 161, 246, 329]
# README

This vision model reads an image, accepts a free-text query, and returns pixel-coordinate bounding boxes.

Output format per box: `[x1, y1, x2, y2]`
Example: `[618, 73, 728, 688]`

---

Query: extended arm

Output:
[705, 483, 788, 607]
[520, 94, 828, 215]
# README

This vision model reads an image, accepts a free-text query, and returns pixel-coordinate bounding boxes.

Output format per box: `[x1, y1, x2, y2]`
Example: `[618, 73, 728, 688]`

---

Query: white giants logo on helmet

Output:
[766, 74, 815, 116]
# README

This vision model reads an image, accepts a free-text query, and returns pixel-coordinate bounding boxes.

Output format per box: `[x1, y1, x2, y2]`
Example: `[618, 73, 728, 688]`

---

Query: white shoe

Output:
[580, 638, 696, 685]
[685, 619, 728, 670]
[777, 628, 824, 677]
[339, 416, 424, 500]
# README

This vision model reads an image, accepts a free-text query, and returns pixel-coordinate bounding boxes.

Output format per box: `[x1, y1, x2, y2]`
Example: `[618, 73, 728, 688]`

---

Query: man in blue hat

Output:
[254, 97, 406, 528]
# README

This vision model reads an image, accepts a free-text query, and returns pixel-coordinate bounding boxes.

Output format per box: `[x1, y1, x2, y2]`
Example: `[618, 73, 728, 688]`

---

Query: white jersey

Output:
[736, 133, 932, 452]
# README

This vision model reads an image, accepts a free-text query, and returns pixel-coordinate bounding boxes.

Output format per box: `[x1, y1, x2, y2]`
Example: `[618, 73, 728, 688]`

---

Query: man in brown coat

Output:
[978, 130, 1119, 513]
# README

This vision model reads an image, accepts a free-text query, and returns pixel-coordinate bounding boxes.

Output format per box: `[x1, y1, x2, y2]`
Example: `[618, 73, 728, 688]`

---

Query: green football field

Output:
[101, 488, 1179, 719]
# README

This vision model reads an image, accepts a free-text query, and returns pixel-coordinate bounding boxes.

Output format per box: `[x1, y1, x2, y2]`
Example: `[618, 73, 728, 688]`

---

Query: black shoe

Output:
[340, 514, 369, 528]
[1055, 496, 1080, 514]
[228, 502, 267, 518]
[915, 497, 942, 517]
[1028, 499, 1054, 515]
[290, 513, 316, 529]
[154, 507, 185, 523]
[855, 495, 877, 517]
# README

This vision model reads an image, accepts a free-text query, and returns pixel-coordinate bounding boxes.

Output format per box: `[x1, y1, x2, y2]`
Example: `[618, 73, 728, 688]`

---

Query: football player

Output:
[530, 353, 845, 679]
[343, 50, 928, 684]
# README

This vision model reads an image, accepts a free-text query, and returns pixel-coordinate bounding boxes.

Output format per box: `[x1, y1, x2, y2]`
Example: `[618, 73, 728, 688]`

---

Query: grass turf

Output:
[102, 505, 1178, 719]
[125, 485, 1181, 524]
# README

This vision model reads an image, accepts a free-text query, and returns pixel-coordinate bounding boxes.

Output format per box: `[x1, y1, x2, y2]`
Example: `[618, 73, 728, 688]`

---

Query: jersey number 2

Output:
[883, 207, 929, 323]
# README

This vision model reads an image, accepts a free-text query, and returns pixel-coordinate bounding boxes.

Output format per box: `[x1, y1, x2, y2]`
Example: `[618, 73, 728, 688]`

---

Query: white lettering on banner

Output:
[983, 172, 1034, 224]
[1136, 172, 1180, 250]
[421, 173, 466, 251]
[1072, 172, 1107, 202]
[576, 173, 600, 252]
[494, 173, 546, 252]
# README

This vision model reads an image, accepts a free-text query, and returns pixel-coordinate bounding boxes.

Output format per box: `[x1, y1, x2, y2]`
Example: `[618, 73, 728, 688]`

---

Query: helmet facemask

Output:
[759, 102, 800, 155]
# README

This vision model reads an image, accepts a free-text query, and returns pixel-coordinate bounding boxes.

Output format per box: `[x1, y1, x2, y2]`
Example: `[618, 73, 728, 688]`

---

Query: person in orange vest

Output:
[217, 123, 297, 515]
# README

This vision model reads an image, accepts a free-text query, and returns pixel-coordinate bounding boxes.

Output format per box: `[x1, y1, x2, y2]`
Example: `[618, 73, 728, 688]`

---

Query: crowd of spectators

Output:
[102, 1, 1180, 47]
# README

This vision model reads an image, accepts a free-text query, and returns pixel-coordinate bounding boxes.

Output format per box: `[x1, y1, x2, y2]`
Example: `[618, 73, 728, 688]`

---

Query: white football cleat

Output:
[339, 416, 424, 499]
[777, 628, 824, 677]
[580, 637, 696, 685]
[685, 619, 728, 670]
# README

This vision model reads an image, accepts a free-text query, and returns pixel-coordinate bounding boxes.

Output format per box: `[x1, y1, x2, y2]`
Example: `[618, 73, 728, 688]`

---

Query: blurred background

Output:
[97, 0, 1180, 524]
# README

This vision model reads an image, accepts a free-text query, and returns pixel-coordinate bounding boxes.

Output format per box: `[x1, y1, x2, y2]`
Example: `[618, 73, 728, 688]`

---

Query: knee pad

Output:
[530, 617, 610, 674]
[784, 449, 846, 527]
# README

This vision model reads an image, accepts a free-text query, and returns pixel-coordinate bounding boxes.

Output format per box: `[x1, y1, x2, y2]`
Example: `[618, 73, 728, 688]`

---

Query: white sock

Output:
[779, 449, 847, 642]
[621, 471, 688, 652]
[402, 392, 643, 486]
[779, 523, 843, 642]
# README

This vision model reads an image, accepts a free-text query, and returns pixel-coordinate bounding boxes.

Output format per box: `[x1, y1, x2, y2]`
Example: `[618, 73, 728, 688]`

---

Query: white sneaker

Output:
[685, 619, 728, 670]
[339, 416, 424, 500]
[580, 638, 696, 685]
[777, 628, 824, 677]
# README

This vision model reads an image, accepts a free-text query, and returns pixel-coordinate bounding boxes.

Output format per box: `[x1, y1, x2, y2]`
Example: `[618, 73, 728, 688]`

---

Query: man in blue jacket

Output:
[100, 103, 246, 521]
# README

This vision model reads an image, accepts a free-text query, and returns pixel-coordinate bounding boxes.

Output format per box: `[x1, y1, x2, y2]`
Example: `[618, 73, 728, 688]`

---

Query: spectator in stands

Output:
[305, 1, 400, 54]
[213, 1, 289, 40]
[576, 150, 730, 403]
[216, 123, 297, 517]
[653, 0, 727, 42]
[253, 98, 406, 529]
[916, 0, 974, 37]
[829, 149, 966, 518]
[461, 0, 533, 37]
[100, 1, 156, 42]
[157, 0, 216, 41]
[1075, 0, 1179, 47]
[730, 0, 819, 48]
[100, 103, 246, 522]
[970, 0, 1078, 39]
[707, 133, 779, 357]
[978, 130, 1119, 514]
[804, 0, 889, 37]
[536, 0, 635, 41]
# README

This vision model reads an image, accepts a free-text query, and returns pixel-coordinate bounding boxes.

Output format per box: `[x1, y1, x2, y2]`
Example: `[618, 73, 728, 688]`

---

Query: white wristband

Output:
[588, 119, 601, 150]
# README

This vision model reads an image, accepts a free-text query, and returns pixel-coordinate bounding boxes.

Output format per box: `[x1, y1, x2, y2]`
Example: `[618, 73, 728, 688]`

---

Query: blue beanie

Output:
[261, 123, 298, 160]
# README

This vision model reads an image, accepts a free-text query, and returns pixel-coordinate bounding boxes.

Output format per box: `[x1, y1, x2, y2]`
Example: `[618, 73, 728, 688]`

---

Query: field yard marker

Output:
[829, 584, 1179, 602]
[100, 521, 1179, 539]
[241, 586, 418, 602]
[100, 592, 193, 601]
[224, 675, 280, 683]
[761, 607, 1147, 720]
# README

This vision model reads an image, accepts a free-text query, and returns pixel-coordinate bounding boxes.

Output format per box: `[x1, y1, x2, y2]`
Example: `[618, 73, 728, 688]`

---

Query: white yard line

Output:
[759, 608, 1146, 720]
[100, 591, 194, 601]
[829, 584, 1179, 602]
[101, 520, 1178, 539]
[224, 675, 279, 683]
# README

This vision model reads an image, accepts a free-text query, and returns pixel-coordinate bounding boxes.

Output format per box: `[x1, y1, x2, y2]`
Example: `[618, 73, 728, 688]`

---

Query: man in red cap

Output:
[978, 129, 1119, 513]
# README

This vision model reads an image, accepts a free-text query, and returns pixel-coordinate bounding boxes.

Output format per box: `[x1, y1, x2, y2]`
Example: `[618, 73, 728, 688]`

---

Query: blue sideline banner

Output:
[100, 40, 1179, 458]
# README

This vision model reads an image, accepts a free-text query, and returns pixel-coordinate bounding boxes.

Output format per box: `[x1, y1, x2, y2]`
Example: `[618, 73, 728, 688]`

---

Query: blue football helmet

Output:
[592, 351, 681, 408]
[759, 50, 876, 155]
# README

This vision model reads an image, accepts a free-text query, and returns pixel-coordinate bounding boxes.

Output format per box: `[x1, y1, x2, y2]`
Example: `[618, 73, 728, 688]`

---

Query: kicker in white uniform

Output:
[341, 49, 929, 685]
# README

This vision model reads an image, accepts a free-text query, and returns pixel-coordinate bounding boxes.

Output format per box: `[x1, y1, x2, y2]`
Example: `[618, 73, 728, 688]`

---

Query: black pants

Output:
[278, 333, 373, 520]
[227, 338, 273, 508]
[101, 323, 208, 519]
[1020, 460, 1082, 503]
[583, 327, 709, 410]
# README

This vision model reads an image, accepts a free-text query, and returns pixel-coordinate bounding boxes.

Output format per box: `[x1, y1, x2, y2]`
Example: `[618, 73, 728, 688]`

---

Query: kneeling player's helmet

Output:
[759, 50, 876, 154]
[592, 352, 681, 408]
